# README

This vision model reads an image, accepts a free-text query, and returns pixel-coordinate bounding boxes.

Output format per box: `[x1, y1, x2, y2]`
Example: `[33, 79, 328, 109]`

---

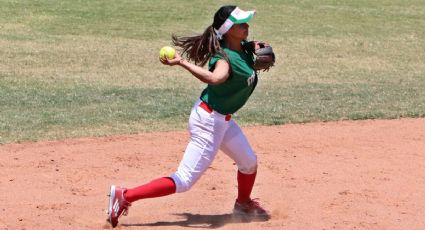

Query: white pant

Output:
[171, 100, 257, 193]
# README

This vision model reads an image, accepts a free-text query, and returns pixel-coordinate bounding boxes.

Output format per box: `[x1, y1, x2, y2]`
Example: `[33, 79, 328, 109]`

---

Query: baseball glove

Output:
[246, 41, 276, 71]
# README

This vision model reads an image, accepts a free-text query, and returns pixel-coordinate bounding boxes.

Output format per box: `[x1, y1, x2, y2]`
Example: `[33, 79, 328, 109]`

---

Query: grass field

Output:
[1, 0, 424, 143]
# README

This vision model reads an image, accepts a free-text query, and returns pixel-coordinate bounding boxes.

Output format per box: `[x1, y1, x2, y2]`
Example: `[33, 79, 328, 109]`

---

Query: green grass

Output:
[1, 0, 425, 143]
[0, 77, 195, 142]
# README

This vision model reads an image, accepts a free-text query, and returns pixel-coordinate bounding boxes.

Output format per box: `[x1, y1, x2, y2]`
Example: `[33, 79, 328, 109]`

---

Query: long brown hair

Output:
[172, 5, 236, 67]
[172, 26, 222, 67]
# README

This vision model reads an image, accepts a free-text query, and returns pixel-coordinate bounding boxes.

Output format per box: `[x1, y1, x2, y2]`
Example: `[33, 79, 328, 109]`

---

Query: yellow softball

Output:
[159, 46, 176, 60]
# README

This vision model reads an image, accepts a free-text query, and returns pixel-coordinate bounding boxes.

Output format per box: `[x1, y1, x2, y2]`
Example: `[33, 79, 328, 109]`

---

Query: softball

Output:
[159, 46, 176, 60]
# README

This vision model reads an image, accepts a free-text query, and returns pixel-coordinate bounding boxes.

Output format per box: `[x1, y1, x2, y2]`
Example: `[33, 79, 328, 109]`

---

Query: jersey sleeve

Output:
[208, 53, 225, 72]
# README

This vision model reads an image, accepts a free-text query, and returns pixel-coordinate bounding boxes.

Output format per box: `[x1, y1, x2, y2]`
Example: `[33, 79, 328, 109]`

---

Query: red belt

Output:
[199, 101, 232, 121]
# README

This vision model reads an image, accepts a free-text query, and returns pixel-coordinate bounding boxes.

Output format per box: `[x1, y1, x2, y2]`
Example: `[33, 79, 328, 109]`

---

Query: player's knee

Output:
[170, 173, 197, 193]
[176, 180, 194, 193]
[239, 164, 257, 174]
[238, 156, 257, 174]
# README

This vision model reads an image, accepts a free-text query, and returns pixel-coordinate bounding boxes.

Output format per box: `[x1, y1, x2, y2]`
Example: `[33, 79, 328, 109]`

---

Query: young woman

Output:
[107, 5, 270, 228]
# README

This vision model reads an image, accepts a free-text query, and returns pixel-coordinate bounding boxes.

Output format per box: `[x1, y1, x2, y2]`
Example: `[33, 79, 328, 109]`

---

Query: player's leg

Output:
[220, 120, 269, 217]
[171, 100, 229, 193]
[123, 177, 176, 202]
[220, 120, 257, 202]
[125, 101, 229, 199]
[108, 101, 229, 227]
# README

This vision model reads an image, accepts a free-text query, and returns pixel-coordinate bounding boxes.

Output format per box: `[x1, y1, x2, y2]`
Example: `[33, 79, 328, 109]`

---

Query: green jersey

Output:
[200, 45, 257, 115]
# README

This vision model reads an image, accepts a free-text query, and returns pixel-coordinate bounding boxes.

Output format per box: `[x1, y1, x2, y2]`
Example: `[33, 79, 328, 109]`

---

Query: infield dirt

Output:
[1, 118, 424, 229]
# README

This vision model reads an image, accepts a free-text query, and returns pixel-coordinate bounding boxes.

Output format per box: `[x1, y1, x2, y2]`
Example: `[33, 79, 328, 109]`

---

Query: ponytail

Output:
[172, 26, 228, 67]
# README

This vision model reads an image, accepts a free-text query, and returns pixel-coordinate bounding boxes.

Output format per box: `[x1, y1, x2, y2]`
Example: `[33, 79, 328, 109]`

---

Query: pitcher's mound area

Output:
[1, 118, 424, 229]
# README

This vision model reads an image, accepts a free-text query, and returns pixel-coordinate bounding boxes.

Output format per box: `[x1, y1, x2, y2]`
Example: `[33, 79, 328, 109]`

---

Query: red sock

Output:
[237, 170, 257, 203]
[124, 177, 176, 203]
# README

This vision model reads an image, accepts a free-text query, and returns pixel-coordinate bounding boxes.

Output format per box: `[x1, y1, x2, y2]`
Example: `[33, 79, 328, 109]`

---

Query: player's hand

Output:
[159, 52, 182, 66]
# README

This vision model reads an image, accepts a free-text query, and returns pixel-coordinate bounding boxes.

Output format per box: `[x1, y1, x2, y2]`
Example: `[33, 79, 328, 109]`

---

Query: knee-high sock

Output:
[124, 177, 176, 203]
[237, 170, 257, 203]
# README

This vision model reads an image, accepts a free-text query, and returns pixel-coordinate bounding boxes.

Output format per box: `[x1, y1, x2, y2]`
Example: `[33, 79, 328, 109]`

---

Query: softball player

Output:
[108, 5, 270, 227]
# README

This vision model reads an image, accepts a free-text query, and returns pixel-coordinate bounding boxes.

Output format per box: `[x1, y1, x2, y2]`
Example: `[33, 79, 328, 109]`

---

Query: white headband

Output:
[214, 7, 256, 40]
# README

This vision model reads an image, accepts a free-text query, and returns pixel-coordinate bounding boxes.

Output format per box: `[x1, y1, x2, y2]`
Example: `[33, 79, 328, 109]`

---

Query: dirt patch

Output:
[1, 118, 424, 230]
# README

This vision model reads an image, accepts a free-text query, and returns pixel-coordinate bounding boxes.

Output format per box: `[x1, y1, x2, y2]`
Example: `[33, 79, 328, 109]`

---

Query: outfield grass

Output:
[1, 0, 424, 143]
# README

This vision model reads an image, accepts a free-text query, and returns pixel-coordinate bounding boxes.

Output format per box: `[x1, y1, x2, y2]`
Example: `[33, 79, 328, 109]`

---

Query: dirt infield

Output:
[1, 118, 424, 230]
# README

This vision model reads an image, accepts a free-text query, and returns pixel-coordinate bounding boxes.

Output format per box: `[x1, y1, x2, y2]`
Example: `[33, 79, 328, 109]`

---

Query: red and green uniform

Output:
[200, 44, 257, 115]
